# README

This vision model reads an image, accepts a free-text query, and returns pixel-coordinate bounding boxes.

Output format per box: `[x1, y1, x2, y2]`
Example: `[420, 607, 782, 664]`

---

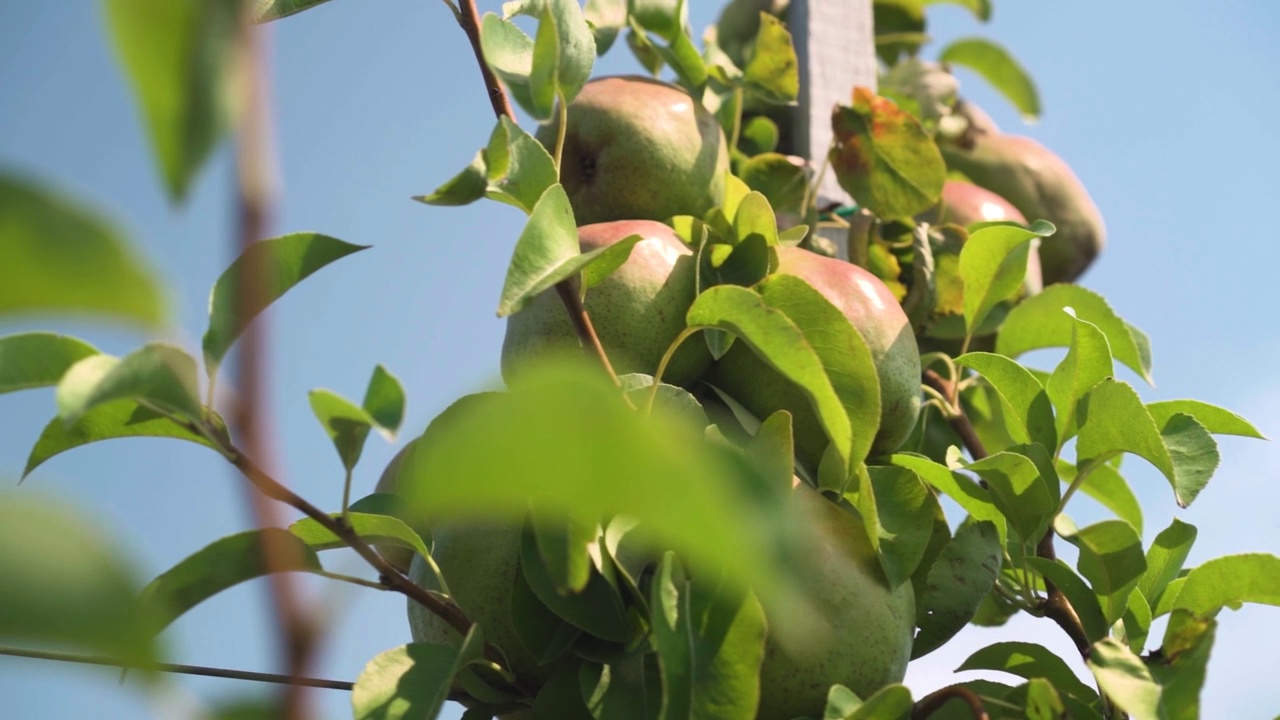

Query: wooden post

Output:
[789, 0, 877, 256]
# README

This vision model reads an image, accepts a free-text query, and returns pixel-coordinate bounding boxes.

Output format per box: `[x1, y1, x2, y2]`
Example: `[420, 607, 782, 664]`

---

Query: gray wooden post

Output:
[789, 0, 877, 256]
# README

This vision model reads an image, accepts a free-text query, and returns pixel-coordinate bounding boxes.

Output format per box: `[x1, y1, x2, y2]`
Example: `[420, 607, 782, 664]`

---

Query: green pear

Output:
[707, 247, 922, 466]
[502, 220, 711, 386]
[941, 134, 1105, 285]
[757, 486, 915, 720]
[539, 76, 729, 225]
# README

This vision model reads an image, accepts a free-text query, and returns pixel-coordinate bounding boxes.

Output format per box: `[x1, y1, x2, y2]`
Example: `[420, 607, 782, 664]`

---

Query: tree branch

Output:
[227, 451, 535, 697]
[912, 685, 990, 720]
[452, 0, 619, 386]
[230, 11, 315, 719]
[1035, 531, 1092, 658]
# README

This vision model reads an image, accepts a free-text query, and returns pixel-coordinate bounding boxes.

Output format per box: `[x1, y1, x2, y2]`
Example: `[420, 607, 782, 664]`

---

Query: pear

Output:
[708, 246, 922, 467]
[539, 76, 729, 225]
[502, 220, 711, 386]
[941, 134, 1105, 285]
[936, 179, 1026, 226]
[757, 485, 915, 720]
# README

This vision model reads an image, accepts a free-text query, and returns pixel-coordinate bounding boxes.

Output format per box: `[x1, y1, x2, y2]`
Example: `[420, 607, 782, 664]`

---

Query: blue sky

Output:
[2, 1, 1278, 718]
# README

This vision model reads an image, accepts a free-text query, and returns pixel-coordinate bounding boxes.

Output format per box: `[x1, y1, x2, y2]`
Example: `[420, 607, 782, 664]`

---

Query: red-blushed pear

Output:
[941, 133, 1105, 285]
[708, 246, 922, 468]
[502, 220, 711, 387]
[757, 483, 915, 720]
[538, 76, 730, 225]
[936, 179, 1026, 226]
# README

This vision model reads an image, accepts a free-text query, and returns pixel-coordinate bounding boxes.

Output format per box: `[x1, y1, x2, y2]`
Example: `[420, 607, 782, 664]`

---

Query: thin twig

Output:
[1035, 531, 1092, 658]
[230, 10, 315, 719]
[922, 368, 988, 460]
[911, 685, 990, 720]
[0, 646, 352, 692]
[452, 0, 619, 386]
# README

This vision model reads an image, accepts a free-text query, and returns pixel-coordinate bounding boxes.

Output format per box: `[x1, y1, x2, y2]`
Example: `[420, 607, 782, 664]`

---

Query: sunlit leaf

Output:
[203, 233, 369, 376]
[1137, 518, 1196, 609]
[352, 629, 487, 720]
[889, 453, 1006, 546]
[1149, 610, 1215, 720]
[965, 451, 1054, 543]
[57, 344, 202, 425]
[1057, 459, 1143, 535]
[140, 529, 321, 632]
[496, 185, 582, 317]
[1060, 519, 1146, 624]
[996, 284, 1153, 384]
[0, 333, 99, 395]
[956, 352, 1055, 451]
[1146, 399, 1264, 439]
[742, 14, 798, 105]
[308, 389, 373, 472]
[958, 641, 1097, 703]
[868, 465, 939, 588]
[289, 512, 429, 561]
[1045, 310, 1112, 444]
[0, 173, 166, 327]
[830, 87, 945, 219]
[253, 0, 338, 22]
[1087, 638, 1161, 720]
[363, 364, 405, 439]
[1168, 553, 1280, 617]
[958, 222, 1053, 336]
[1025, 556, 1109, 643]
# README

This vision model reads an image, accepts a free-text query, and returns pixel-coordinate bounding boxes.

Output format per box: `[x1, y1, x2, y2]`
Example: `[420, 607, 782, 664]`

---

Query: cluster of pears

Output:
[385, 76, 921, 719]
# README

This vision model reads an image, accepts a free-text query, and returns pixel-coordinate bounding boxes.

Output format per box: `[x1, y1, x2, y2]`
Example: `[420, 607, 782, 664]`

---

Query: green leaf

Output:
[415, 151, 488, 207]
[996, 284, 1153, 385]
[253, 0, 338, 22]
[1046, 310, 1113, 444]
[756, 274, 881, 475]
[1122, 590, 1152, 654]
[0, 494, 157, 665]
[395, 358, 811, 630]
[542, 0, 597, 107]
[955, 352, 1056, 451]
[584, 0, 628, 54]
[957, 641, 1097, 703]
[1168, 553, 1280, 617]
[531, 515, 598, 595]
[203, 233, 368, 376]
[1076, 379, 1219, 508]
[480, 14, 538, 118]
[733, 191, 780, 247]
[57, 343, 202, 425]
[308, 389, 373, 472]
[824, 684, 914, 719]
[687, 283, 857, 477]
[510, 569, 580, 667]
[1149, 610, 1216, 720]
[1137, 519, 1196, 608]
[363, 365, 406, 438]
[1087, 638, 1162, 720]
[911, 519, 1001, 658]
[888, 453, 1006, 546]
[0, 333, 99, 394]
[140, 529, 322, 633]
[496, 185, 582, 317]
[1024, 557, 1109, 643]
[24, 400, 219, 478]
[747, 410, 798, 491]
[939, 38, 1040, 120]
[868, 466, 940, 588]
[581, 235, 643, 293]
[103, 0, 238, 200]
[738, 154, 807, 217]
[289, 512, 429, 560]
[352, 630, 487, 720]
[965, 451, 1055, 544]
[486, 117, 560, 214]
[1057, 459, 1143, 535]
[1146, 399, 1265, 439]
[738, 116, 780, 156]
[580, 653, 663, 720]
[830, 87, 946, 219]
[649, 554, 767, 720]
[958, 223, 1052, 336]
[923, 0, 991, 22]
[742, 14, 799, 105]
[1060, 519, 1146, 624]
[0, 173, 166, 327]
[520, 520, 633, 641]
[1023, 678, 1065, 720]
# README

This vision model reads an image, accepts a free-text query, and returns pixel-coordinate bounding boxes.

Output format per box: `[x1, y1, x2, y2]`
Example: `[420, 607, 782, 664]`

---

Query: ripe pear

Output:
[757, 486, 915, 720]
[936, 180, 1026, 226]
[707, 247, 922, 466]
[940, 134, 1105, 285]
[502, 220, 711, 386]
[539, 76, 729, 225]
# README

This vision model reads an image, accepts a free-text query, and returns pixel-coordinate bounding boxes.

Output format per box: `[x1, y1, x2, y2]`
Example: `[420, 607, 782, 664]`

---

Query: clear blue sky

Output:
[2, 1, 1278, 718]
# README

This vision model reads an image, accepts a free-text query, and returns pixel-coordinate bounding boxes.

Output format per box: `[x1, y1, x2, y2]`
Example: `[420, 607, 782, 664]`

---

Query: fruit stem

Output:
[911, 684, 990, 719]
[729, 86, 744, 153]
[921, 368, 987, 460]
[646, 326, 702, 413]
[340, 467, 353, 520]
